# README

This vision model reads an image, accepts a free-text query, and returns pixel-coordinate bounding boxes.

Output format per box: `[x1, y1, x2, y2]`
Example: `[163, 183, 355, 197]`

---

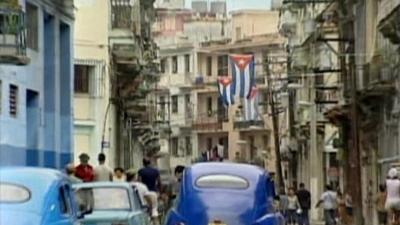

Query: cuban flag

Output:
[244, 86, 261, 121]
[230, 54, 256, 99]
[218, 76, 235, 106]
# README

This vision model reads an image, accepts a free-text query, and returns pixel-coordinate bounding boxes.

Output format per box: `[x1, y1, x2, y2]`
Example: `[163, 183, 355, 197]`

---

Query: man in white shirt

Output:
[126, 171, 159, 225]
[316, 185, 338, 225]
[386, 167, 400, 224]
[94, 153, 113, 181]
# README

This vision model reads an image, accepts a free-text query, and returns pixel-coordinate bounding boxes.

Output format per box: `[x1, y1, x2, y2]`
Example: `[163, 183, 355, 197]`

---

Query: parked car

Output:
[73, 182, 151, 225]
[0, 167, 88, 225]
[165, 163, 283, 225]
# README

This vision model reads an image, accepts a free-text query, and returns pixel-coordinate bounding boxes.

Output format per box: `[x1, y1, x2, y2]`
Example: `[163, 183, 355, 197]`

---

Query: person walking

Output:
[279, 188, 289, 225]
[75, 153, 95, 182]
[94, 153, 113, 181]
[337, 190, 348, 225]
[138, 158, 162, 192]
[375, 184, 388, 225]
[113, 167, 126, 182]
[316, 185, 338, 225]
[287, 187, 301, 225]
[385, 168, 400, 225]
[296, 183, 311, 225]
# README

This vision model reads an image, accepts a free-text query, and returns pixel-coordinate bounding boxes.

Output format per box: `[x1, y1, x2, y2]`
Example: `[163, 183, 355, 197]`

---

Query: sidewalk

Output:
[311, 220, 324, 225]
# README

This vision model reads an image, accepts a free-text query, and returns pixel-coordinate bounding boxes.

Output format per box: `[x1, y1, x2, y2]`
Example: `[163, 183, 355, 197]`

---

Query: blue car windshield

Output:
[195, 174, 249, 189]
[0, 183, 31, 203]
[76, 187, 131, 211]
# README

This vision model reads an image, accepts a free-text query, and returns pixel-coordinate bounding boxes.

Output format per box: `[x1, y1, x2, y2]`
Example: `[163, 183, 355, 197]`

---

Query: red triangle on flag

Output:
[231, 54, 253, 70]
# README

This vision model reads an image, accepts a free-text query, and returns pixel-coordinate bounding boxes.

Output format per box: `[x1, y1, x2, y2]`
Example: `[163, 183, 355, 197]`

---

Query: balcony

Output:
[0, 7, 29, 65]
[111, 0, 134, 30]
[234, 120, 265, 130]
[192, 111, 226, 132]
[378, 0, 400, 44]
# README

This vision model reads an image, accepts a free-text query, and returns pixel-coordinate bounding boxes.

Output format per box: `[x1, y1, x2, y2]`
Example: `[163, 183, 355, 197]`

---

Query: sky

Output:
[184, 0, 271, 12]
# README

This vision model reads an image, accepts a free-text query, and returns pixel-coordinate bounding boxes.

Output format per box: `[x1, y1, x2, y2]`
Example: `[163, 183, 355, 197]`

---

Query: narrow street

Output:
[1, 0, 400, 225]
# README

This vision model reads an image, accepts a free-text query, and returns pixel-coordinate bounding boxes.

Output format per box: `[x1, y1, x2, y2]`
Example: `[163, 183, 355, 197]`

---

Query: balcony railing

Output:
[192, 111, 227, 131]
[0, 7, 29, 65]
[111, 0, 133, 29]
[234, 120, 265, 130]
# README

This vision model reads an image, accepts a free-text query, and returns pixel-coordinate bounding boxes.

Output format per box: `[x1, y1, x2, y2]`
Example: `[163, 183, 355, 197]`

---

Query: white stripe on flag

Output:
[235, 65, 241, 97]
[226, 84, 232, 105]
[244, 67, 251, 98]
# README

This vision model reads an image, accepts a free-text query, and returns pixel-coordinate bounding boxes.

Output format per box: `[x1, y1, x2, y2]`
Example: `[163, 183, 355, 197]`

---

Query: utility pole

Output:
[264, 52, 285, 190]
[338, 0, 363, 224]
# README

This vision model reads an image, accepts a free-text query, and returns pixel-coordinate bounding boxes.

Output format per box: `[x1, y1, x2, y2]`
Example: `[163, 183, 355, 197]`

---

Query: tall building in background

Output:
[0, 0, 74, 168]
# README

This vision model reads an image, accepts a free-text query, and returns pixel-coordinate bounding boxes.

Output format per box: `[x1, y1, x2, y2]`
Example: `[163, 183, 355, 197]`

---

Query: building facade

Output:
[0, 0, 74, 168]
[73, 0, 116, 167]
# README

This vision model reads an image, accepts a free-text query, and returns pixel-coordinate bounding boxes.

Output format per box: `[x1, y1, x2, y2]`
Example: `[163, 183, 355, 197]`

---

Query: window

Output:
[26, 3, 38, 50]
[76, 187, 131, 211]
[172, 56, 178, 74]
[159, 96, 166, 121]
[206, 56, 212, 76]
[236, 27, 242, 40]
[185, 136, 192, 156]
[0, 183, 30, 203]
[185, 54, 190, 73]
[207, 138, 212, 150]
[171, 137, 178, 156]
[196, 175, 249, 189]
[217, 55, 228, 76]
[207, 97, 213, 117]
[59, 186, 72, 215]
[160, 58, 167, 73]
[9, 85, 18, 117]
[74, 65, 92, 94]
[171, 95, 178, 113]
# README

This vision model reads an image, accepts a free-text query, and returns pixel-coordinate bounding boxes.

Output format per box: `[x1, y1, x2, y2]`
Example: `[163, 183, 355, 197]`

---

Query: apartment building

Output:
[0, 0, 74, 168]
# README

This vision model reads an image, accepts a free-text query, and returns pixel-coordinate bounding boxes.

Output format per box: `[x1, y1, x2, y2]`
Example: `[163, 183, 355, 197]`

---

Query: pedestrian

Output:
[65, 164, 82, 184]
[375, 184, 388, 225]
[296, 183, 311, 225]
[75, 153, 95, 182]
[344, 192, 353, 224]
[279, 188, 289, 224]
[337, 190, 348, 225]
[113, 167, 126, 182]
[172, 165, 185, 198]
[287, 187, 301, 225]
[94, 153, 113, 181]
[138, 158, 162, 192]
[385, 168, 400, 225]
[210, 146, 221, 161]
[316, 185, 338, 225]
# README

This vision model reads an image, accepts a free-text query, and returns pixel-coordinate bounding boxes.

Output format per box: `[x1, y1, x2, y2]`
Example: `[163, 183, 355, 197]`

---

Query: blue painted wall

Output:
[0, 0, 74, 169]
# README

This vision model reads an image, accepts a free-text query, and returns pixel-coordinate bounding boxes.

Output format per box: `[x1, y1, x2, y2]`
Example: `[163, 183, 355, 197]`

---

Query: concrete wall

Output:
[73, 0, 116, 168]
[0, 0, 74, 168]
[231, 10, 279, 41]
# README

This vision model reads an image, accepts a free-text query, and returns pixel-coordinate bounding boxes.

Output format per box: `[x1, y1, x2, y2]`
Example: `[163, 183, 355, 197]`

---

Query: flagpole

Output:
[264, 52, 285, 191]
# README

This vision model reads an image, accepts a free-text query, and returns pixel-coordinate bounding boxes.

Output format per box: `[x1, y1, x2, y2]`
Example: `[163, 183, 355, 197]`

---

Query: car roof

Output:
[188, 162, 269, 181]
[73, 181, 132, 189]
[0, 167, 67, 214]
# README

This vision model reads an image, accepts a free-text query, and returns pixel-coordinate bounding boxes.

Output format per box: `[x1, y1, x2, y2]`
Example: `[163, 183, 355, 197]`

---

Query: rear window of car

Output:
[0, 183, 31, 203]
[195, 174, 249, 189]
[76, 187, 131, 211]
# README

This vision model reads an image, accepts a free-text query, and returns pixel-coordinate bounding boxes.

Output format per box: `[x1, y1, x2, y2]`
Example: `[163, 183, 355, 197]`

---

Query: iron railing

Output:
[111, 0, 133, 29]
[0, 7, 28, 65]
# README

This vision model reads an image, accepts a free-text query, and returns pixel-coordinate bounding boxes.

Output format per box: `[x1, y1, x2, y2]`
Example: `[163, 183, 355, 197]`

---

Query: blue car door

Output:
[53, 183, 77, 225]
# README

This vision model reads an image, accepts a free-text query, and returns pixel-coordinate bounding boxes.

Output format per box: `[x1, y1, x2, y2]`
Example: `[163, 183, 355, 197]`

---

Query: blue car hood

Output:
[184, 192, 257, 225]
[0, 210, 42, 225]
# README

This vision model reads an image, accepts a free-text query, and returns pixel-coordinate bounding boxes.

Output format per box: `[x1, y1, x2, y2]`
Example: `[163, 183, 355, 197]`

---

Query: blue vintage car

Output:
[165, 163, 284, 225]
[0, 167, 86, 225]
[73, 182, 151, 225]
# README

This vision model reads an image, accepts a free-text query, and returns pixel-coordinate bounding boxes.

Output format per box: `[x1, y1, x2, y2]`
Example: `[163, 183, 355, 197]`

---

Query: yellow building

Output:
[73, 0, 116, 168]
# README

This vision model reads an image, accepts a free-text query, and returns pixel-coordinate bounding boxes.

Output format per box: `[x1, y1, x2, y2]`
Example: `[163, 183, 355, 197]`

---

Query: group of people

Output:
[65, 152, 186, 225]
[65, 153, 166, 225]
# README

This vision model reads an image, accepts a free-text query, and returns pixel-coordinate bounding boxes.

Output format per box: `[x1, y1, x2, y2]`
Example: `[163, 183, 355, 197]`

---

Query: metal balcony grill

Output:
[0, 7, 28, 65]
[111, 0, 133, 29]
